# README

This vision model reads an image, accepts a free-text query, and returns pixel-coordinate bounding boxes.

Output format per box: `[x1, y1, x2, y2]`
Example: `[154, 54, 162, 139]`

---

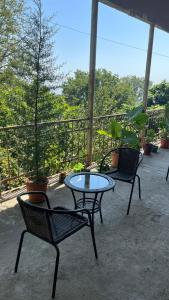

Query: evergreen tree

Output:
[0, 0, 23, 71]
[17, 0, 63, 179]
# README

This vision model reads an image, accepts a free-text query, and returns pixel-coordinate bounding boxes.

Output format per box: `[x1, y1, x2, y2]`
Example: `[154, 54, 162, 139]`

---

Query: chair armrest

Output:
[52, 206, 93, 224]
[53, 206, 90, 215]
[18, 191, 51, 209]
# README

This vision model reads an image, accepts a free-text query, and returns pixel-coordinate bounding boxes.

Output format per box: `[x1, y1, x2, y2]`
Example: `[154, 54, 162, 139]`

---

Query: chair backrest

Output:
[17, 196, 53, 243]
[117, 148, 140, 174]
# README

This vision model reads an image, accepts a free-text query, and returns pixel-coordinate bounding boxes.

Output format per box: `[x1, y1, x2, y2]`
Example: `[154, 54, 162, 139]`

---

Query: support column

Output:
[143, 24, 155, 111]
[86, 0, 98, 166]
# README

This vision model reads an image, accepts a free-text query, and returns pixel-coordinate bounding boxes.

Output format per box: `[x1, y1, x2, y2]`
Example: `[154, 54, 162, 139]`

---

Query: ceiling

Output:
[100, 0, 169, 33]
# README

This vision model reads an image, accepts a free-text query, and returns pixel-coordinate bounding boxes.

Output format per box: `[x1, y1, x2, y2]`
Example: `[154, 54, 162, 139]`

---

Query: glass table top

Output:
[64, 172, 115, 192]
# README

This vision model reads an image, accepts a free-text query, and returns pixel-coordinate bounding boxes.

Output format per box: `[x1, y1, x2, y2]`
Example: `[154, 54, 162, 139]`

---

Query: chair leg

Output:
[90, 224, 98, 259]
[99, 192, 104, 224]
[136, 175, 141, 199]
[52, 245, 60, 299]
[14, 230, 27, 273]
[166, 167, 169, 181]
[87, 213, 98, 259]
[127, 182, 135, 215]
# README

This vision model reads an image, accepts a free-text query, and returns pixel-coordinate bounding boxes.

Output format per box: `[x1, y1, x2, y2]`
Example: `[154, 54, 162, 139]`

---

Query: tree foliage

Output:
[17, 0, 63, 179]
[121, 76, 153, 103]
[0, 0, 23, 71]
[63, 69, 137, 117]
[148, 81, 169, 106]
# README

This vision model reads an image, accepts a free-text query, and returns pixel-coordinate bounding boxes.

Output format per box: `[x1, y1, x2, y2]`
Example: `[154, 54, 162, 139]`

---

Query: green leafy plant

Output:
[73, 162, 85, 173]
[97, 119, 123, 148]
[159, 103, 169, 140]
[98, 106, 148, 149]
[144, 129, 156, 144]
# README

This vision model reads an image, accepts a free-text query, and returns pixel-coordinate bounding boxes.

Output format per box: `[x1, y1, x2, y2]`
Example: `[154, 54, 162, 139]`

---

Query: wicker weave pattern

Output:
[50, 212, 88, 243]
[118, 148, 139, 174]
[19, 200, 52, 241]
[18, 199, 88, 244]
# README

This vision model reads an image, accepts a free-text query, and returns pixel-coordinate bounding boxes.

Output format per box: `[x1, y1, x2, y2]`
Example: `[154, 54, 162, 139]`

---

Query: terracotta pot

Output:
[111, 152, 119, 168]
[59, 172, 67, 184]
[26, 177, 48, 203]
[160, 139, 169, 149]
[143, 143, 153, 155]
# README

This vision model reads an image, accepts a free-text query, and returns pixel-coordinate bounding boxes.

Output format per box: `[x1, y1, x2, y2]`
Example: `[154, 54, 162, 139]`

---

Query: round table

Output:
[64, 172, 115, 225]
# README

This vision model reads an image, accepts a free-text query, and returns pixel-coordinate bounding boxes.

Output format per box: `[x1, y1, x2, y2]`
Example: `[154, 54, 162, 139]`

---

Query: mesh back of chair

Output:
[18, 198, 52, 242]
[118, 148, 140, 174]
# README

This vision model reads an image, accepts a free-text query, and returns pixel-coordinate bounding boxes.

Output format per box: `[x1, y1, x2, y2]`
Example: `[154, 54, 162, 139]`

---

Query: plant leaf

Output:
[110, 120, 122, 139]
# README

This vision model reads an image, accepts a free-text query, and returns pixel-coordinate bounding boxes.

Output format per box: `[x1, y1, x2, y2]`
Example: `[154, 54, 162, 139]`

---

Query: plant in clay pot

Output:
[22, 0, 61, 202]
[97, 120, 122, 168]
[159, 103, 169, 148]
[59, 171, 67, 184]
[143, 129, 155, 155]
[97, 106, 148, 167]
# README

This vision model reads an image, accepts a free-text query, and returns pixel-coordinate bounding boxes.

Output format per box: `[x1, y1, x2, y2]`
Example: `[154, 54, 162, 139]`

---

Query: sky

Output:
[42, 0, 169, 83]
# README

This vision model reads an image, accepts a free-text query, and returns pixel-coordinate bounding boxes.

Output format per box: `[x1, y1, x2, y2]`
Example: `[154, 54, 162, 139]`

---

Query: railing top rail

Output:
[0, 108, 164, 131]
[0, 117, 89, 131]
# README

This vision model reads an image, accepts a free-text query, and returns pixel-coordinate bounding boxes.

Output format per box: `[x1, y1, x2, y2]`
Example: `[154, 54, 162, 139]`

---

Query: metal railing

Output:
[0, 109, 164, 197]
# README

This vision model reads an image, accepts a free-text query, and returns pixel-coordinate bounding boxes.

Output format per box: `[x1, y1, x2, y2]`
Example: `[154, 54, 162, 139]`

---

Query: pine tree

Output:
[19, 0, 62, 180]
[0, 0, 23, 71]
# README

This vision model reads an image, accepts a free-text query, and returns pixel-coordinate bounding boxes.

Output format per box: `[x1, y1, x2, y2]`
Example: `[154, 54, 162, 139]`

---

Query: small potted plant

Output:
[159, 103, 169, 148]
[59, 170, 67, 184]
[143, 129, 155, 155]
[159, 122, 169, 149]
[97, 120, 122, 167]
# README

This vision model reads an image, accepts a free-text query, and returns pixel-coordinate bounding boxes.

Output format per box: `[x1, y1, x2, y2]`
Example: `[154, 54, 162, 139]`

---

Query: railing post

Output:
[86, 0, 98, 166]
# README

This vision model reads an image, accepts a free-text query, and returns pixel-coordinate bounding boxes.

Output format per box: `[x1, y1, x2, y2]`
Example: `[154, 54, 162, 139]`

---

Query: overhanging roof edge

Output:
[99, 0, 169, 33]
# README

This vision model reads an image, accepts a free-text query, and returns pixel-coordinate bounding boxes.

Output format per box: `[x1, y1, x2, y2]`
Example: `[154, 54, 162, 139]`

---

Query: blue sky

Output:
[42, 0, 169, 83]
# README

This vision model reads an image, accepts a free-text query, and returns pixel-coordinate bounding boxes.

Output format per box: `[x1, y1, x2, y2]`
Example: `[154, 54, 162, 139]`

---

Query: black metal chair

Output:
[14, 192, 98, 298]
[99, 147, 143, 215]
[166, 167, 169, 181]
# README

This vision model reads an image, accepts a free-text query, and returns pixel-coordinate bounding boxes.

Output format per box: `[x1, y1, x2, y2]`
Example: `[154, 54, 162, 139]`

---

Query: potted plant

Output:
[97, 120, 122, 167]
[21, 0, 60, 202]
[143, 129, 155, 155]
[97, 106, 148, 166]
[159, 103, 169, 148]
[159, 123, 169, 149]
[59, 170, 67, 184]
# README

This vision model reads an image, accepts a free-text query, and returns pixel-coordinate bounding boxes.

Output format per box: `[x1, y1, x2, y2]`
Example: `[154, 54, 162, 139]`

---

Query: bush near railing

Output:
[0, 109, 164, 193]
[92, 108, 164, 161]
[0, 118, 89, 191]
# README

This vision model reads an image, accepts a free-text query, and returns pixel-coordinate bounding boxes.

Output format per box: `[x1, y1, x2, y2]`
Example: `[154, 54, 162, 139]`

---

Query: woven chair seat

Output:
[51, 207, 88, 243]
[105, 170, 134, 182]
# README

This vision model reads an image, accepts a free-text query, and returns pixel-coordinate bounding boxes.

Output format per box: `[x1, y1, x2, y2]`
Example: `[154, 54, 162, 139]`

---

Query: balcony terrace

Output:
[1, 147, 169, 300]
[1, 0, 169, 298]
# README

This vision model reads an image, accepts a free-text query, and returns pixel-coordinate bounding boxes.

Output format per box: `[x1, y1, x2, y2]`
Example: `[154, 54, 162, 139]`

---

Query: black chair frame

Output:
[14, 191, 98, 299]
[99, 147, 143, 215]
[166, 167, 169, 181]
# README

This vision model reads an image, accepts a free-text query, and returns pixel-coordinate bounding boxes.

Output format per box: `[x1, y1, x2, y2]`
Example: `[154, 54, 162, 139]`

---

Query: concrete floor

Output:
[1, 149, 169, 300]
